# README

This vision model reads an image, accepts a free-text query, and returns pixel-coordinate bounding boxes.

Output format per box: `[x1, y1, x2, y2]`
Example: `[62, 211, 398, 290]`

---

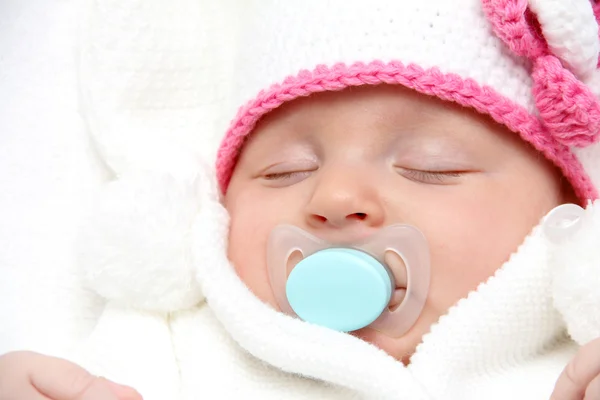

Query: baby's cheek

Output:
[420, 203, 503, 312]
[228, 214, 279, 309]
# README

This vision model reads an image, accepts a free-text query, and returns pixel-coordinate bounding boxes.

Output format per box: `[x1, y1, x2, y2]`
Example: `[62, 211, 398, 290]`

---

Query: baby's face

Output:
[224, 85, 569, 362]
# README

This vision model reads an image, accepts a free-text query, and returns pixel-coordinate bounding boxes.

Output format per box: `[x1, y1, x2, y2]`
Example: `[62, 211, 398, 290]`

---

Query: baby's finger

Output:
[584, 373, 600, 400]
[8, 386, 52, 400]
[28, 353, 141, 400]
[103, 380, 143, 400]
[551, 337, 600, 400]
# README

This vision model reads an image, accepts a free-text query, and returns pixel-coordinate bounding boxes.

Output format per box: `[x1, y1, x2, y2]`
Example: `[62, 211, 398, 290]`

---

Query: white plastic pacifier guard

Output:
[267, 225, 430, 338]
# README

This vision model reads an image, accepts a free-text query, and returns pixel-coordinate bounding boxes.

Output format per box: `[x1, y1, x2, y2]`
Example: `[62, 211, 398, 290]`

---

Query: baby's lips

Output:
[384, 250, 407, 311]
[389, 288, 407, 311]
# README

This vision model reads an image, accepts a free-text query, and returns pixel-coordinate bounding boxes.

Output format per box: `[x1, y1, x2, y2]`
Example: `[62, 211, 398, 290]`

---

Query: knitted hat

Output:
[216, 0, 600, 201]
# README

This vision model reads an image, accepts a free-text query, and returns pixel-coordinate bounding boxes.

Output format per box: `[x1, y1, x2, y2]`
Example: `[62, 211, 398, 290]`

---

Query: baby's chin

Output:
[352, 328, 421, 365]
[352, 308, 439, 364]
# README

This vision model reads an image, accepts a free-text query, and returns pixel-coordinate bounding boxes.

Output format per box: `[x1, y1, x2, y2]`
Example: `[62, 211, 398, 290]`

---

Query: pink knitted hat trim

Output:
[216, 60, 597, 201]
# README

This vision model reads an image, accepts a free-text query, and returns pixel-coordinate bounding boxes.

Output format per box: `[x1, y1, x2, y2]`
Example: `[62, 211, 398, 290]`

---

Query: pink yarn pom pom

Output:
[532, 55, 600, 147]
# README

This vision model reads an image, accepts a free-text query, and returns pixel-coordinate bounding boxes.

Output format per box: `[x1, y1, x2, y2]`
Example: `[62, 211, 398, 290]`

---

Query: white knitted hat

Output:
[217, 0, 600, 202]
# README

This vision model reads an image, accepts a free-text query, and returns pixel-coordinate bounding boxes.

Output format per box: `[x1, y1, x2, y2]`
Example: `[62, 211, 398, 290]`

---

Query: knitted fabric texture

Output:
[216, 0, 600, 200]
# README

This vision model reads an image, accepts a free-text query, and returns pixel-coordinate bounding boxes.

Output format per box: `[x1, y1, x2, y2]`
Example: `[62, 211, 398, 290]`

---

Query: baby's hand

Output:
[0, 351, 141, 400]
[551, 337, 600, 400]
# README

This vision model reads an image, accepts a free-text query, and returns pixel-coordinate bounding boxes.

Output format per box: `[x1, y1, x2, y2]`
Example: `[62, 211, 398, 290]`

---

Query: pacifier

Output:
[267, 225, 430, 337]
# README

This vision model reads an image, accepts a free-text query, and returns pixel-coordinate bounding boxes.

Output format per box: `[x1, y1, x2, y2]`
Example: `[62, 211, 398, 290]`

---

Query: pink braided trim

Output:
[216, 60, 597, 201]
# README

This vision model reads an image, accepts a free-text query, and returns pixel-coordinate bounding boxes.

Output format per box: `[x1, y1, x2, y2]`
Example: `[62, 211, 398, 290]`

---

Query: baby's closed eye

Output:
[394, 167, 468, 185]
[257, 160, 319, 187]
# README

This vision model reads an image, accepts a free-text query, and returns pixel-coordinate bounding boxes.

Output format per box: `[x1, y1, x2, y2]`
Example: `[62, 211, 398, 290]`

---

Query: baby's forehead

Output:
[258, 85, 456, 124]
[241, 85, 506, 151]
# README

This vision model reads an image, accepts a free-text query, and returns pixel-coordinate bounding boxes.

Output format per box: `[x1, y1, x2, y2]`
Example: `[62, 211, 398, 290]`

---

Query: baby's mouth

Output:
[269, 224, 429, 338]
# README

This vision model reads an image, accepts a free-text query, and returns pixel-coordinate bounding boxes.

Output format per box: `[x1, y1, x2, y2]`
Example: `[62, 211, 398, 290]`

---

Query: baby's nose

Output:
[309, 210, 370, 227]
[305, 174, 385, 229]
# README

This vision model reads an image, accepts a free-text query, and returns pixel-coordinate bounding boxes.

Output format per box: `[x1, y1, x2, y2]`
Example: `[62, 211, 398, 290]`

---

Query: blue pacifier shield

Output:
[286, 248, 393, 332]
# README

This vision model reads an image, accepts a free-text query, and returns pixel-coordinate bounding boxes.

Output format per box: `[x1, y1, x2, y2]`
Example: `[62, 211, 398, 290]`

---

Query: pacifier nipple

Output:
[267, 225, 430, 337]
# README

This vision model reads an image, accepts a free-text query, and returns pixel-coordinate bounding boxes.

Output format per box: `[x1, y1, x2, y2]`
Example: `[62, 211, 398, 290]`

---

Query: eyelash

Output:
[401, 169, 465, 184]
[262, 169, 465, 184]
[263, 171, 310, 181]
